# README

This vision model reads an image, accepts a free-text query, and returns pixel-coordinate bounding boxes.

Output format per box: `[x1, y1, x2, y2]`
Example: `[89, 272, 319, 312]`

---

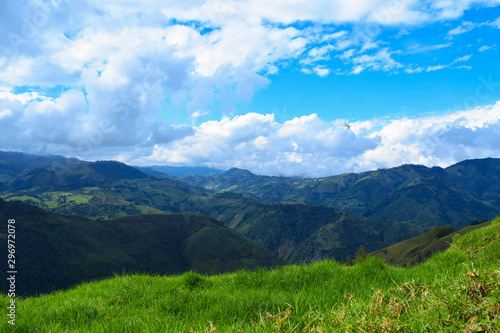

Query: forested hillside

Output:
[2, 152, 498, 264]
[180, 159, 500, 227]
[0, 199, 283, 296]
[0, 152, 422, 263]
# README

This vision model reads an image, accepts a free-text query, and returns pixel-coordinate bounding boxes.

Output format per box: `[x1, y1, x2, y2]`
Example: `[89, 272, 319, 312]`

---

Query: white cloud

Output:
[0, 84, 194, 160]
[0, 88, 46, 104]
[340, 49, 356, 59]
[369, 0, 429, 25]
[1, 0, 500, 170]
[360, 41, 379, 52]
[23, 90, 87, 144]
[491, 16, 500, 28]
[478, 45, 493, 51]
[168, 0, 398, 25]
[3, 86, 500, 177]
[128, 101, 500, 177]
[395, 29, 410, 38]
[350, 48, 402, 74]
[0, 90, 87, 153]
[452, 54, 472, 63]
[351, 65, 364, 75]
[133, 112, 377, 176]
[448, 21, 475, 36]
[0, 109, 13, 118]
[424, 54, 473, 72]
[407, 42, 452, 54]
[432, 0, 500, 20]
[313, 66, 330, 77]
[427, 64, 447, 72]
[321, 30, 348, 42]
[1, 0, 494, 89]
[360, 102, 500, 170]
[191, 110, 209, 119]
[405, 66, 424, 73]
[1, 0, 496, 91]
[301, 45, 335, 65]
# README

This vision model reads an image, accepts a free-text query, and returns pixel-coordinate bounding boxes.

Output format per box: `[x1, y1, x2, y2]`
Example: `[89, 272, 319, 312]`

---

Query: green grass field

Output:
[2, 218, 499, 332]
[2, 195, 40, 202]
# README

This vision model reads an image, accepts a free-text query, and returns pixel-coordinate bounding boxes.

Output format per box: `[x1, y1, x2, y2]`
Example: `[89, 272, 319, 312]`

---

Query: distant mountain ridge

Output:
[0, 152, 423, 263]
[136, 165, 225, 178]
[1, 151, 499, 264]
[178, 158, 500, 228]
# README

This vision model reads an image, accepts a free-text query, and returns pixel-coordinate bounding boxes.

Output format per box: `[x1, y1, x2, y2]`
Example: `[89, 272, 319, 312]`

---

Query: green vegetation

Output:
[354, 245, 368, 263]
[91, 161, 148, 180]
[2, 218, 499, 332]
[180, 162, 500, 228]
[3, 179, 418, 263]
[0, 199, 283, 296]
[197, 195, 424, 263]
[424, 225, 454, 242]
[0, 153, 425, 263]
[2, 152, 500, 265]
[373, 220, 492, 267]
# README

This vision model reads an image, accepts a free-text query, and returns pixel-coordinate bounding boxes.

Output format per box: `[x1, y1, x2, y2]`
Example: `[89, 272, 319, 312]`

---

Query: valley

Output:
[1, 151, 500, 298]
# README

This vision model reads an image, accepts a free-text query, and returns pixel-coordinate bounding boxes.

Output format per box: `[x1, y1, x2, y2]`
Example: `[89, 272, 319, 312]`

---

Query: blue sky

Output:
[1, 0, 500, 176]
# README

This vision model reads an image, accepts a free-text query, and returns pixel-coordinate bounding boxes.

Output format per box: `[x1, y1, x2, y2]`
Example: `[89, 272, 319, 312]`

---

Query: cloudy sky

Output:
[1, 0, 500, 177]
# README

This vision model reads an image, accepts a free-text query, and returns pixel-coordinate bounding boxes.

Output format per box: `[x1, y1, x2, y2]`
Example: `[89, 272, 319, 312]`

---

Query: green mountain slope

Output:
[445, 157, 500, 208]
[0, 199, 283, 296]
[179, 160, 500, 227]
[188, 192, 424, 263]
[0, 152, 210, 219]
[3, 152, 498, 264]
[0, 152, 424, 263]
[372, 220, 492, 266]
[364, 176, 497, 228]
[137, 165, 225, 177]
[3, 218, 499, 332]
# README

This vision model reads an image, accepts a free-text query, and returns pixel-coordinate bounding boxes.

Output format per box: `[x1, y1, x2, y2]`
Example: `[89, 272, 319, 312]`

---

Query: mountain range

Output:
[136, 165, 225, 178]
[178, 159, 500, 228]
[1, 151, 499, 268]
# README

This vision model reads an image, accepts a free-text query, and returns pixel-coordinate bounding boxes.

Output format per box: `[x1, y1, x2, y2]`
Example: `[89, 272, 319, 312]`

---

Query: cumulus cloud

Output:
[0, 86, 193, 160]
[359, 102, 500, 170]
[1, 0, 500, 174]
[135, 113, 377, 176]
[1, 0, 496, 87]
[129, 102, 500, 177]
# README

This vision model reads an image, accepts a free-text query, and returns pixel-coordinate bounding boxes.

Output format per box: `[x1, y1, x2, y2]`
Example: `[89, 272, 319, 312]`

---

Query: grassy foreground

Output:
[2, 218, 500, 332]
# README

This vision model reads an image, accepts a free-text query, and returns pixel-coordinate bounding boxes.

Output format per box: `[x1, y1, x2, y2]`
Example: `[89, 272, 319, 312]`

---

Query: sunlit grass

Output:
[2, 218, 499, 332]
